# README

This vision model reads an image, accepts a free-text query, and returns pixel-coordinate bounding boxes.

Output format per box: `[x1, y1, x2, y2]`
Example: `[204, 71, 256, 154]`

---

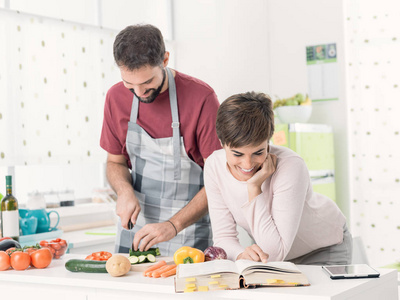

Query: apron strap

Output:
[130, 97, 139, 123]
[167, 68, 181, 180]
[129, 68, 181, 180]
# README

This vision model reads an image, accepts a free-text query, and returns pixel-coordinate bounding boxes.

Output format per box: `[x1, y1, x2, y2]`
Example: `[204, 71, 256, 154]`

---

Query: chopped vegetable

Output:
[128, 255, 139, 264]
[85, 251, 112, 261]
[138, 255, 147, 263]
[173, 246, 205, 265]
[146, 254, 156, 263]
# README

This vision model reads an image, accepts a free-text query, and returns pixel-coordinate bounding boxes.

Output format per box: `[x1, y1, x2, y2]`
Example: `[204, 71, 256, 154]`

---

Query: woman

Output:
[204, 91, 352, 265]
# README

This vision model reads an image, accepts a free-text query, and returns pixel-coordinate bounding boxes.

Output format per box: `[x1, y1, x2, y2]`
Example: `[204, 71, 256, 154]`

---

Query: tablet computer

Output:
[322, 264, 380, 279]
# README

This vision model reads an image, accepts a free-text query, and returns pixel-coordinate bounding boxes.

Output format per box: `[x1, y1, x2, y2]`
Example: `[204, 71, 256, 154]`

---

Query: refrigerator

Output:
[271, 123, 336, 202]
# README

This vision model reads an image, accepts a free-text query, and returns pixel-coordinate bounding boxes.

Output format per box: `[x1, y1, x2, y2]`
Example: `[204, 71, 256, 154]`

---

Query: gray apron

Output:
[115, 68, 212, 256]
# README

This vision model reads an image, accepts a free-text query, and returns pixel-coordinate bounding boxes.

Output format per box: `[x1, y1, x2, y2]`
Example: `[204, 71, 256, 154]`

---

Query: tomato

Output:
[5, 247, 16, 255]
[30, 248, 52, 269]
[24, 247, 39, 255]
[85, 251, 112, 261]
[0, 251, 11, 271]
[10, 251, 31, 270]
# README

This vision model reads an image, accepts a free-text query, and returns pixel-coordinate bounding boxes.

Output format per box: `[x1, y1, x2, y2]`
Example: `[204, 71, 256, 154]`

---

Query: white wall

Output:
[266, 0, 350, 218]
[173, 0, 271, 102]
[3, 0, 172, 37]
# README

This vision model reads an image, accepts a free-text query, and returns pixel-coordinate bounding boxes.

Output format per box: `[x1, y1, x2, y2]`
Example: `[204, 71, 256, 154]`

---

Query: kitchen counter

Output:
[0, 254, 398, 300]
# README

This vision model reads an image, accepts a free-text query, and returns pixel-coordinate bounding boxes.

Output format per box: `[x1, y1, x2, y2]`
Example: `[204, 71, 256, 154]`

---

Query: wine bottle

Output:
[1, 176, 20, 241]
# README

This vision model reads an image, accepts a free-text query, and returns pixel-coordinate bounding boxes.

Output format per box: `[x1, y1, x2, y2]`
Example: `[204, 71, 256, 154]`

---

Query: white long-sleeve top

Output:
[204, 146, 346, 262]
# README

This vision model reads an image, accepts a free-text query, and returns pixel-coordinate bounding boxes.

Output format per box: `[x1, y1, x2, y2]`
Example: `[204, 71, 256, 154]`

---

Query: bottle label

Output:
[2, 210, 19, 237]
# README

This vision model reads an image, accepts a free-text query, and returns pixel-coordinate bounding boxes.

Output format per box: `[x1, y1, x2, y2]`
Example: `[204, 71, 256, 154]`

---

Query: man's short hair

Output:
[216, 91, 275, 148]
[113, 24, 165, 70]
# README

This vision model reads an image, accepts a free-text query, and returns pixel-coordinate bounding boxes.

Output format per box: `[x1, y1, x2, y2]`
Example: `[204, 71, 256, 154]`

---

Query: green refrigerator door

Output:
[271, 123, 336, 202]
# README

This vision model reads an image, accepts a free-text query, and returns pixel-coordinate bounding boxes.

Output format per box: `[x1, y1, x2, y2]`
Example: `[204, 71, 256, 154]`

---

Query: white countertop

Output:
[0, 254, 398, 300]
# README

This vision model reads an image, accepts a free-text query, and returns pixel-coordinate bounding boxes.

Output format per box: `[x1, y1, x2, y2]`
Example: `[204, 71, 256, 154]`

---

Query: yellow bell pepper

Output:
[174, 246, 205, 265]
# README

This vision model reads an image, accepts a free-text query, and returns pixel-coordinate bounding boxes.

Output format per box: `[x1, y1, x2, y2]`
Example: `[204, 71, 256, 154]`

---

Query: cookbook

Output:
[174, 259, 310, 293]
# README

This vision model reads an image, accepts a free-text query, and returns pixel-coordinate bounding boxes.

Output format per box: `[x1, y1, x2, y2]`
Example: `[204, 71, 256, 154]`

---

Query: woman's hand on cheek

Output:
[236, 244, 269, 263]
[247, 153, 277, 187]
[246, 154, 277, 200]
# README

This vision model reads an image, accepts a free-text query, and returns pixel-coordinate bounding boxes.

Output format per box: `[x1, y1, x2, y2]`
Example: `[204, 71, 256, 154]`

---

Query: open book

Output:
[175, 259, 310, 293]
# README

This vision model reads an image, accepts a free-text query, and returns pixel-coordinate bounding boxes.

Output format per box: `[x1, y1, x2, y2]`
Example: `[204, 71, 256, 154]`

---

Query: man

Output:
[100, 24, 221, 256]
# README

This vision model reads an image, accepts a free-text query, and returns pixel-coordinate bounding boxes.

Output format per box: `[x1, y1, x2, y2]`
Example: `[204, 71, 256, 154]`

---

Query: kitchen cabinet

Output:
[0, 254, 397, 300]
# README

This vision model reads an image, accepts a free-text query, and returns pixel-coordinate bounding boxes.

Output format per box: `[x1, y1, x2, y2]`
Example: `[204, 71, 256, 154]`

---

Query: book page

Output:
[235, 260, 301, 275]
[177, 259, 239, 278]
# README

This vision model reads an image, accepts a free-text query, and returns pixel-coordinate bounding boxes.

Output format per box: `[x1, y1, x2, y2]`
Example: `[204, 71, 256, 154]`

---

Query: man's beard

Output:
[130, 68, 166, 104]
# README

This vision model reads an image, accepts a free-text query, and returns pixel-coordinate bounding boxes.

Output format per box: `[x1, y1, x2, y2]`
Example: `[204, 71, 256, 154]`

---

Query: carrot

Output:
[151, 265, 175, 278]
[144, 264, 166, 277]
[160, 265, 177, 277]
[143, 260, 167, 276]
[146, 265, 170, 277]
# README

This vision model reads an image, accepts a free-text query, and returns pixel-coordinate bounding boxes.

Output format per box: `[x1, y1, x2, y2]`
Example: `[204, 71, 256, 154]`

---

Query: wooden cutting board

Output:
[130, 256, 175, 272]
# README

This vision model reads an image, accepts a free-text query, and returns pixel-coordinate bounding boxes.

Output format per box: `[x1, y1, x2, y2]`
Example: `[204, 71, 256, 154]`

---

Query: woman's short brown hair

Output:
[216, 91, 274, 148]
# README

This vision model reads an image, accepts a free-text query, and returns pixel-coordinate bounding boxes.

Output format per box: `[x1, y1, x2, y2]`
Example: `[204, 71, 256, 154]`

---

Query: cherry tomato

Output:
[10, 251, 31, 270]
[39, 240, 49, 247]
[0, 251, 11, 271]
[50, 243, 61, 250]
[30, 248, 52, 269]
[39, 239, 68, 259]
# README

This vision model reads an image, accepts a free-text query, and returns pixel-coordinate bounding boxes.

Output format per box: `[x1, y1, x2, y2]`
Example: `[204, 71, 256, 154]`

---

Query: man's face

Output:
[120, 65, 166, 104]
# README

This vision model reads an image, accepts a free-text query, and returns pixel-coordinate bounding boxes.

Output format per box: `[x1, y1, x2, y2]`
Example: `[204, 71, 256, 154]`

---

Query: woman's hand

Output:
[236, 244, 269, 263]
[247, 153, 277, 201]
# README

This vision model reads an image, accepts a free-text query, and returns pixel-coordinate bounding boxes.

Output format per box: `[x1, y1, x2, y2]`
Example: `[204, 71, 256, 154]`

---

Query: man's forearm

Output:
[106, 161, 134, 196]
[170, 187, 209, 233]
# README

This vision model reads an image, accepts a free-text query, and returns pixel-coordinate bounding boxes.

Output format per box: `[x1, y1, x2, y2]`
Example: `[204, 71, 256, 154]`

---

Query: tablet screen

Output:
[322, 264, 380, 279]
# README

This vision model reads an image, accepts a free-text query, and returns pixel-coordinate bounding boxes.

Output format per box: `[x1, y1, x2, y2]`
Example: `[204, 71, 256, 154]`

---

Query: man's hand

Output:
[247, 153, 277, 201]
[132, 221, 177, 251]
[116, 190, 141, 230]
[236, 244, 269, 263]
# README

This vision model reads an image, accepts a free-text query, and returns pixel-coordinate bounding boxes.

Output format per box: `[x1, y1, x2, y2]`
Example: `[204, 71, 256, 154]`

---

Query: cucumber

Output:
[129, 247, 161, 257]
[138, 255, 147, 263]
[65, 259, 108, 273]
[146, 254, 156, 263]
[128, 255, 139, 264]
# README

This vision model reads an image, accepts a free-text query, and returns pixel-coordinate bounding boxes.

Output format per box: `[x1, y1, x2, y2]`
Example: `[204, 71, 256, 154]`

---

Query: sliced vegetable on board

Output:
[129, 247, 160, 257]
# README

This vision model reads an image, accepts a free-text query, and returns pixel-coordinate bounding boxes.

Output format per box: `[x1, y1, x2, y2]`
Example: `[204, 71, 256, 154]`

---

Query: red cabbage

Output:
[204, 246, 227, 261]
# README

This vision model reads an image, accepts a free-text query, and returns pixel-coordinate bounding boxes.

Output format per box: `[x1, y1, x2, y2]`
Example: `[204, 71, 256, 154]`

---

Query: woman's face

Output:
[223, 139, 269, 181]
